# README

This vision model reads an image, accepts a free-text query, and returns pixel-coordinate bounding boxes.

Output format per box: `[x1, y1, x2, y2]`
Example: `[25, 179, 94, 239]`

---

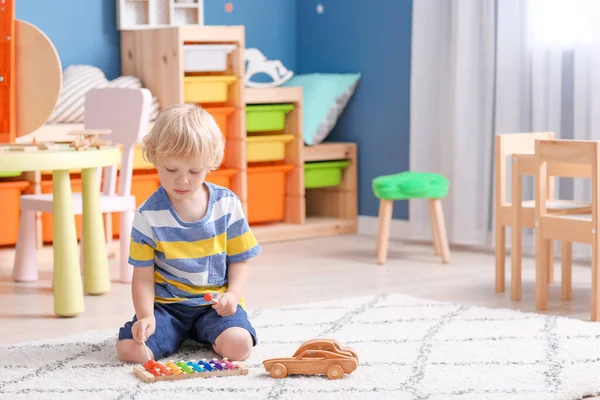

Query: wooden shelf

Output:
[119, 28, 357, 245]
[246, 87, 303, 105]
[253, 217, 357, 244]
[304, 142, 356, 162]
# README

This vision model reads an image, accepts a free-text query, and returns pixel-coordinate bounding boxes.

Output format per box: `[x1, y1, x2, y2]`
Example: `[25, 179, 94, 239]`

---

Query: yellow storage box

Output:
[246, 134, 295, 163]
[184, 76, 237, 104]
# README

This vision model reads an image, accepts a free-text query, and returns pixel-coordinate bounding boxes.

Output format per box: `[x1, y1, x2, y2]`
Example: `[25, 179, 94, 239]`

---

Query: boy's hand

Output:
[212, 292, 239, 317]
[132, 316, 156, 343]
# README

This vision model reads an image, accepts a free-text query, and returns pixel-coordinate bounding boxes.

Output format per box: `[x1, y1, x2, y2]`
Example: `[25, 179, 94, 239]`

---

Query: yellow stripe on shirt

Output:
[227, 230, 258, 256]
[154, 271, 228, 295]
[154, 295, 189, 304]
[129, 238, 155, 262]
[156, 232, 226, 260]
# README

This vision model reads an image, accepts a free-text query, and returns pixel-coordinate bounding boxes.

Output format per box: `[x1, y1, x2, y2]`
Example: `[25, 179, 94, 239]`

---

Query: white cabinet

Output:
[117, 0, 204, 30]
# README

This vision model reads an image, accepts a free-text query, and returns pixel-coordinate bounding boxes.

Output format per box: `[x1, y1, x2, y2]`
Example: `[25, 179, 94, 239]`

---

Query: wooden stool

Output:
[373, 171, 450, 265]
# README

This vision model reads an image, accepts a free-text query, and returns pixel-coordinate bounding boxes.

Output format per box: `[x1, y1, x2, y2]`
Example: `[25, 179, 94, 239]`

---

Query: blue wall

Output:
[296, 0, 413, 219]
[16, 0, 297, 81]
[16, 0, 413, 219]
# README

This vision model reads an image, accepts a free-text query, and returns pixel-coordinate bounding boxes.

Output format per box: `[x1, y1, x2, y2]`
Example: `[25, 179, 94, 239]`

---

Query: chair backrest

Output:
[535, 139, 600, 221]
[494, 132, 555, 206]
[83, 87, 152, 197]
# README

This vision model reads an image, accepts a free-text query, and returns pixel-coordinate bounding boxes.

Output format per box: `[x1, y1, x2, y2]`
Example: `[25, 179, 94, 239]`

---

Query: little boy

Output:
[116, 103, 261, 364]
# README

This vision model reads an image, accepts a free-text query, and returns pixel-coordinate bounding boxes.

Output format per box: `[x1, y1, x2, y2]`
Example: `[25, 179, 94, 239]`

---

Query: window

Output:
[529, 0, 595, 47]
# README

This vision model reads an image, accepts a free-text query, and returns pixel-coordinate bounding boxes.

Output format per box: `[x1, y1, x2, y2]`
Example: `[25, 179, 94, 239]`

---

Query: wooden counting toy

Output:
[133, 357, 248, 383]
[67, 129, 112, 151]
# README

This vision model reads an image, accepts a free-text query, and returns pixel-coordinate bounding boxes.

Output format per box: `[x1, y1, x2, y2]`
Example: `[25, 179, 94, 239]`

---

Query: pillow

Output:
[283, 73, 360, 146]
[48, 65, 161, 123]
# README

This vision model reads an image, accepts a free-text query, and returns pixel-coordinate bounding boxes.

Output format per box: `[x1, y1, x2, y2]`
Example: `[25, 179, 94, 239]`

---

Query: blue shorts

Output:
[118, 302, 258, 360]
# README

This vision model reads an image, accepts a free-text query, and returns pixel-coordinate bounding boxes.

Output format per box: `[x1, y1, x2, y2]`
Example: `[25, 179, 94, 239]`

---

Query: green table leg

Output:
[52, 170, 84, 317]
[81, 167, 110, 295]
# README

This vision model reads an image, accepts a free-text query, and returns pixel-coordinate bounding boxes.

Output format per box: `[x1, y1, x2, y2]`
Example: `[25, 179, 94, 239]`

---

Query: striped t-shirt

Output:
[128, 183, 261, 307]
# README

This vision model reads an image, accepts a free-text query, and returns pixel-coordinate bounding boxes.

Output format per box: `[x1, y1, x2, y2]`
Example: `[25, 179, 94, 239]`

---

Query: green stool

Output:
[372, 171, 450, 265]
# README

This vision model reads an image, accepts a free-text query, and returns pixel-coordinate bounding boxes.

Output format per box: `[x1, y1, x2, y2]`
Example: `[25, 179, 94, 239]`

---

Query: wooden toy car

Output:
[263, 339, 359, 380]
[292, 338, 359, 364]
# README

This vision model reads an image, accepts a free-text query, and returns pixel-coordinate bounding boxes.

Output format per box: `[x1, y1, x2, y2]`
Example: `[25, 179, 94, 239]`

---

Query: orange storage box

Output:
[206, 168, 238, 189]
[41, 179, 83, 243]
[247, 164, 294, 224]
[0, 181, 30, 246]
[205, 106, 236, 138]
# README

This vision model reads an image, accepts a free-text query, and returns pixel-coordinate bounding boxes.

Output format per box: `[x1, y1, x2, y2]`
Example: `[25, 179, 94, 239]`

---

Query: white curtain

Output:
[410, 0, 600, 261]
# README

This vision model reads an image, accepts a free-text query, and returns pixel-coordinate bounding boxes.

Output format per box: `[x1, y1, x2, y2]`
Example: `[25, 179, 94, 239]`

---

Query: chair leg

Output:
[119, 210, 134, 283]
[495, 220, 506, 293]
[428, 199, 440, 256]
[430, 199, 450, 264]
[13, 210, 39, 282]
[561, 241, 572, 301]
[547, 241, 554, 285]
[511, 224, 522, 301]
[376, 200, 393, 265]
[592, 236, 600, 321]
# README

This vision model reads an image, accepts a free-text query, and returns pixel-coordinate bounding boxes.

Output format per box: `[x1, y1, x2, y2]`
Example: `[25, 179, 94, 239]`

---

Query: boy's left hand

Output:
[212, 292, 239, 317]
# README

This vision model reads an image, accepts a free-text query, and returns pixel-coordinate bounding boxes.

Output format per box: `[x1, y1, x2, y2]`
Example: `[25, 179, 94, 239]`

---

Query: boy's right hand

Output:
[132, 316, 156, 343]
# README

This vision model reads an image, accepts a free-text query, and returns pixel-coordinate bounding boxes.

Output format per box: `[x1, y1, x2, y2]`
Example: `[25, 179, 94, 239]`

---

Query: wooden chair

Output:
[534, 139, 598, 320]
[494, 132, 591, 300]
[12, 87, 152, 284]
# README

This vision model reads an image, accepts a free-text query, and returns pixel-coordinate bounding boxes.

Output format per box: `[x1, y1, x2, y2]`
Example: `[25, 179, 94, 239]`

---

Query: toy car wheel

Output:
[270, 363, 287, 379]
[326, 365, 344, 380]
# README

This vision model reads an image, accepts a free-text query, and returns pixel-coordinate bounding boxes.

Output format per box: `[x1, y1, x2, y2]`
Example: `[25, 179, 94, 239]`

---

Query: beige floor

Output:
[0, 234, 597, 345]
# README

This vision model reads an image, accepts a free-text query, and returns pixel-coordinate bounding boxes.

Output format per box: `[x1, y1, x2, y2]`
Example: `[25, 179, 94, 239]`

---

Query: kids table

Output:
[0, 144, 121, 317]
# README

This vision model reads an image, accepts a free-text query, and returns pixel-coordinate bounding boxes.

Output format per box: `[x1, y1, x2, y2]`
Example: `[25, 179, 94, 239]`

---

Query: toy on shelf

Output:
[133, 357, 248, 383]
[244, 48, 293, 88]
[67, 129, 112, 151]
[263, 338, 358, 380]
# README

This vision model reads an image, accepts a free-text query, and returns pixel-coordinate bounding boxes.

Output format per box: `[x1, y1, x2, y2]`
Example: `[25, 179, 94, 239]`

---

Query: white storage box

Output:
[183, 44, 236, 72]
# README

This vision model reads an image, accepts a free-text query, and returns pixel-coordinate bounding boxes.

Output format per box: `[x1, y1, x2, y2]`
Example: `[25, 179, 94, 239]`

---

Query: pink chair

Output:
[13, 87, 152, 284]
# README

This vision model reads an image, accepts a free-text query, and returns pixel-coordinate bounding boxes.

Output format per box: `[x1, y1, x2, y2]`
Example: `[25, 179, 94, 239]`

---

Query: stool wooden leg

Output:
[428, 199, 441, 256]
[376, 199, 393, 265]
[430, 199, 450, 264]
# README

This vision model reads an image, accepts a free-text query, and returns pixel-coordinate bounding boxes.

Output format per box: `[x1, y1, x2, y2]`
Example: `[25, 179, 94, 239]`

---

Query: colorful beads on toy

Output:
[165, 361, 184, 374]
[176, 361, 194, 374]
[197, 359, 214, 371]
[187, 360, 204, 373]
[134, 357, 247, 383]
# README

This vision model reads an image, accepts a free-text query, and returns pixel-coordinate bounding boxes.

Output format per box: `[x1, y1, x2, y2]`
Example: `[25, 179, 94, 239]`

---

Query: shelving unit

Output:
[252, 141, 357, 244]
[117, 0, 204, 31]
[120, 25, 247, 211]
[119, 26, 357, 243]
[244, 87, 304, 226]
[0, 25, 358, 249]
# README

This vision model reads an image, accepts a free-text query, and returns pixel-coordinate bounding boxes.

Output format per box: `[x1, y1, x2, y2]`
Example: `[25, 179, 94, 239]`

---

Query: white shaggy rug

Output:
[2, 293, 600, 400]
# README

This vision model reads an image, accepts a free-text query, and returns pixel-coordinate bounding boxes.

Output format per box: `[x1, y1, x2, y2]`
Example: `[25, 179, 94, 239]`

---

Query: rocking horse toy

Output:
[244, 48, 294, 88]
